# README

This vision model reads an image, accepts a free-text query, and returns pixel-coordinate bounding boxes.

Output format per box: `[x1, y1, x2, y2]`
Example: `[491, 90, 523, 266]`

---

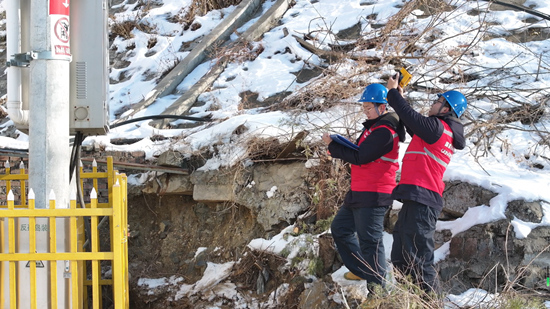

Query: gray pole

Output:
[28, 0, 70, 210]
[28, 0, 71, 306]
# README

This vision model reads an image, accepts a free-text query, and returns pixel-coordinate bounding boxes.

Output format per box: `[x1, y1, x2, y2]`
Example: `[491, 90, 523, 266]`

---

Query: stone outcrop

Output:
[142, 155, 311, 231]
[233, 162, 310, 230]
[442, 180, 497, 218]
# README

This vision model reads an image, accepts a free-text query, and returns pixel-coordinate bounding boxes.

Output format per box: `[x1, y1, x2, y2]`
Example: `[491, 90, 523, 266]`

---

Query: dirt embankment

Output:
[127, 194, 267, 307]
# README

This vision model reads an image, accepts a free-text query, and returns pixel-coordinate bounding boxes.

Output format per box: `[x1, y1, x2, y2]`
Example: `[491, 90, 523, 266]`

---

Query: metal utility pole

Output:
[28, 0, 71, 209]
[26, 0, 72, 307]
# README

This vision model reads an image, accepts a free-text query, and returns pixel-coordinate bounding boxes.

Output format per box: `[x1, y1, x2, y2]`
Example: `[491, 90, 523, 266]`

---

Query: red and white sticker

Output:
[50, 15, 70, 56]
[50, 0, 70, 56]
[54, 45, 70, 56]
[54, 17, 70, 43]
[50, 0, 69, 16]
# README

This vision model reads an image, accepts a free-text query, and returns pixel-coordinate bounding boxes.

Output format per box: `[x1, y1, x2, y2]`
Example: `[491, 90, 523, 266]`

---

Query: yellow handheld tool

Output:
[393, 67, 412, 88]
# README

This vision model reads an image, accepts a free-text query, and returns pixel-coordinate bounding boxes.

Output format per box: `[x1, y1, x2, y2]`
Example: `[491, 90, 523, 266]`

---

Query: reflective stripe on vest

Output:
[380, 132, 399, 163]
[404, 129, 454, 168]
[379, 156, 399, 163]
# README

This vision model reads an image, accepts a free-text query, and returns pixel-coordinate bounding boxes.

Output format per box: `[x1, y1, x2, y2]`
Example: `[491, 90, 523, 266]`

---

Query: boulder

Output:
[157, 150, 184, 167]
[505, 199, 544, 223]
[143, 173, 194, 195]
[234, 162, 311, 230]
[442, 181, 497, 218]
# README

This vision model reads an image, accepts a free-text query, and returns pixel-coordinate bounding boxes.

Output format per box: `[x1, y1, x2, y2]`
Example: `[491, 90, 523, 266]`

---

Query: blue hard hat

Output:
[438, 90, 467, 117]
[358, 84, 388, 104]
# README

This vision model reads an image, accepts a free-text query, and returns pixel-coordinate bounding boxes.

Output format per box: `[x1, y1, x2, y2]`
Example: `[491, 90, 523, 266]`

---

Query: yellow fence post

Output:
[112, 179, 123, 309]
[70, 192, 80, 309]
[91, 160, 102, 309]
[91, 188, 100, 309]
[29, 190, 36, 309]
[120, 174, 129, 307]
[49, 191, 58, 309]
[107, 157, 114, 256]
[7, 190, 16, 309]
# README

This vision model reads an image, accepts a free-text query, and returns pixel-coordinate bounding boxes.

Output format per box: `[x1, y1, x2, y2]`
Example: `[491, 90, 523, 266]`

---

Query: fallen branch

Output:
[292, 34, 346, 62]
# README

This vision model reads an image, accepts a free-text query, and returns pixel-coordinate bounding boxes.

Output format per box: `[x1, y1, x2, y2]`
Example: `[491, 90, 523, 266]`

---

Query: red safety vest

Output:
[399, 119, 454, 195]
[350, 124, 399, 193]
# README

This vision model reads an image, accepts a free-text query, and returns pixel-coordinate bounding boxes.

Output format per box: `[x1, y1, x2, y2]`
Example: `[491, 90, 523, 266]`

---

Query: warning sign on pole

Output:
[54, 17, 70, 43]
[49, 0, 70, 56]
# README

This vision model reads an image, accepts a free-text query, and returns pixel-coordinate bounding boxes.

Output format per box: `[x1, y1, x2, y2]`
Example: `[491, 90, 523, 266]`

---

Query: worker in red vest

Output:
[387, 73, 467, 294]
[322, 83, 405, 293]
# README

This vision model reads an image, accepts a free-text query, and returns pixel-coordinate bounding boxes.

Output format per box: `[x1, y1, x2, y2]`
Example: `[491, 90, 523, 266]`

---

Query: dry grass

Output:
[0, 98, 8, 119]
[228, 247, 288, 292]
[245, 136, 290, 162]
[155, 58, 181, 82]
[191, 0, 242, 17]
[277, 69, 372, 111]
[342, 263, 548, 309]
[170, 0, 242, 31]
[209, 40, 265, 64]
[306, 156, 350, 220]
[110, 13, 156, 40]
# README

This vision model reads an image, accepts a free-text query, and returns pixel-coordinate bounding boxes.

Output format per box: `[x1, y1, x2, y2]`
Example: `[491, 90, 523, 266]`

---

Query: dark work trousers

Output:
[391, 200, 441, 293]
[331, 205, 389, 287]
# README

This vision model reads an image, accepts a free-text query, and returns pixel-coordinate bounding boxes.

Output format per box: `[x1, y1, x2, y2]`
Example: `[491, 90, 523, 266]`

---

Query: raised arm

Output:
[386, 78, 443, 144]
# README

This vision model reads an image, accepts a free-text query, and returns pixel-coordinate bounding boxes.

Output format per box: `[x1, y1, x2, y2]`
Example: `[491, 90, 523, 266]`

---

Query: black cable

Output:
[480, 0, 550, 21]
[74, 132, 86, 212]
[69, 132, 83, 183]
[109, 114, 211, 129]
[72, 131, 92, 251]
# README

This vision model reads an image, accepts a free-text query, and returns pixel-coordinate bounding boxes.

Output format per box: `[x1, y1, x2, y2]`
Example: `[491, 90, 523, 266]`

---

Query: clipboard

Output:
[330, 134, 359, 151]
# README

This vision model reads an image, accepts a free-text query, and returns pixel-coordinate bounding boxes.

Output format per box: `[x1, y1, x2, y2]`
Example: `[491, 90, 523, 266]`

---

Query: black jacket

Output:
[387, 88, 465, 210]
[329, 112, 405, 208]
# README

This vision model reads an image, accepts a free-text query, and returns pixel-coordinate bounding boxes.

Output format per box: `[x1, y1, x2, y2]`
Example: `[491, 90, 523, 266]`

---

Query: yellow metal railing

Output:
[0, 157, 129, 308]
